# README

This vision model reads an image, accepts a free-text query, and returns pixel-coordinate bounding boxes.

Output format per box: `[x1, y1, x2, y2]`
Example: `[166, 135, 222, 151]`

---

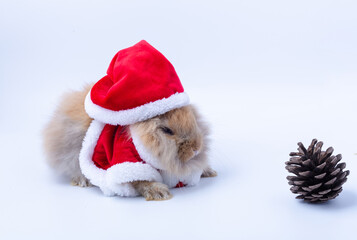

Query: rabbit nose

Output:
[194, 150, 199, 156]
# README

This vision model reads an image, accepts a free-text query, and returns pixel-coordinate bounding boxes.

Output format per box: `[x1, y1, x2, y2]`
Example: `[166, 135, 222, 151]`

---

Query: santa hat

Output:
[85, 40, 190, 125]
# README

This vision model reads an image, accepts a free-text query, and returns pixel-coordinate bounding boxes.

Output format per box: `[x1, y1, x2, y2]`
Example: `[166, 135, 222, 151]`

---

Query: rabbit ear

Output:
[189, 105, 211, 136]
[130, 126, 164, 170]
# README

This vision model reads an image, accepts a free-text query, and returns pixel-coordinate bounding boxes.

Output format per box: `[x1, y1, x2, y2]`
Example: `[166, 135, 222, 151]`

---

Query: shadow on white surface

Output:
[298, 190, 357, 210]
[47, 163, 222, 198]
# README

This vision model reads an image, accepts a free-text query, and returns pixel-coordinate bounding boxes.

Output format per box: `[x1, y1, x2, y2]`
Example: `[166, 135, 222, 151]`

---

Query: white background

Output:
[1, 0, 357, 239]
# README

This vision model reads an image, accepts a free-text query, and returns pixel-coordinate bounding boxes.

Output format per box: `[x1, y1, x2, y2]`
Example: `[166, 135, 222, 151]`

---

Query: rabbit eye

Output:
[160, 126, 174, 135]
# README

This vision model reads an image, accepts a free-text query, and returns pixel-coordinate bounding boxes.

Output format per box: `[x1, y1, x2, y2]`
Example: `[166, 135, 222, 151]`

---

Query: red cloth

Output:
[92, 124, 187, 188]
[90, 40, 184, 111]
[175, 182, 186, 188]
[92, 125, 143, 170]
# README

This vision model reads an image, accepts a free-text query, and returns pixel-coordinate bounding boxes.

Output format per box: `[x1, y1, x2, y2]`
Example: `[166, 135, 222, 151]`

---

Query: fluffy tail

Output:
[42, 83, 93, 184]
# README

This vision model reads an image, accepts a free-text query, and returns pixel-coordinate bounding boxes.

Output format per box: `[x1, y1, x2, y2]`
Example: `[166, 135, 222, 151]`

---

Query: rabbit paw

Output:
[143, 182, 173, 201]
[133, 181, 172, 201]
[71, 176, 93, 187]
[201, 167, 217, 178]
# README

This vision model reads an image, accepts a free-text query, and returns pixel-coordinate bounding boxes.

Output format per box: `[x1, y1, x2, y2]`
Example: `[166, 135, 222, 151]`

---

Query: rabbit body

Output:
[43, 85, 216, 200]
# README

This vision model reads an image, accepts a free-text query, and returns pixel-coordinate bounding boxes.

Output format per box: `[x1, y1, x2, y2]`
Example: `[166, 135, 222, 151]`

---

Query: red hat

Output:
[85, 40, 190, 125]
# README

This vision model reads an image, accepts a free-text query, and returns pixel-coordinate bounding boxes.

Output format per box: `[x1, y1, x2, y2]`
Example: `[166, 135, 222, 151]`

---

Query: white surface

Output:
[1, 0, 357, 239]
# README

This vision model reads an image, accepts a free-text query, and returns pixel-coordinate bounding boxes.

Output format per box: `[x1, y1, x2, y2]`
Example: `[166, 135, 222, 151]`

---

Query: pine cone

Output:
[286, 139, 350, 203]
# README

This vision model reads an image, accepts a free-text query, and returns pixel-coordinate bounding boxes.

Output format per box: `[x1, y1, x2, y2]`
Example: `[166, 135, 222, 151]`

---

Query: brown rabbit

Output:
[43, 85, 216, 200]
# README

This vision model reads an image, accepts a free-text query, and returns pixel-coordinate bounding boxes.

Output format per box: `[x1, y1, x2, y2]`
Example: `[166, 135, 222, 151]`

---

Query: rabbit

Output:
[43, 84, 216, 200]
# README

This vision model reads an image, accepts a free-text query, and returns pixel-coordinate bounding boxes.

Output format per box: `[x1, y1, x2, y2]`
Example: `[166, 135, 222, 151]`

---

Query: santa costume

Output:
[79, 40, 203, 197]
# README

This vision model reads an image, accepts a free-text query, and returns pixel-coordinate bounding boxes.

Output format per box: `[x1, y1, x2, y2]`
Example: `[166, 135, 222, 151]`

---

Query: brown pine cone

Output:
[286, 139, 350, 203]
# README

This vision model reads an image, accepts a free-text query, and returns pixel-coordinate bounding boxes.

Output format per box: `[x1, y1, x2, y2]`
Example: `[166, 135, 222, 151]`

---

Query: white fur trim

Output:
[106, 162, 163, 196]
[130, 127, 164, 170]
[160, 169, 203, 188]
[85, 91, 190, 125]
[79, 120, 162, 197]
[79, 120, 109, 193]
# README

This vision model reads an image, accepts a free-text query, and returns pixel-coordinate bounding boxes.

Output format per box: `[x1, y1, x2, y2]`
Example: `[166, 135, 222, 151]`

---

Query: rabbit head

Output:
[130, 105, 209, 176]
